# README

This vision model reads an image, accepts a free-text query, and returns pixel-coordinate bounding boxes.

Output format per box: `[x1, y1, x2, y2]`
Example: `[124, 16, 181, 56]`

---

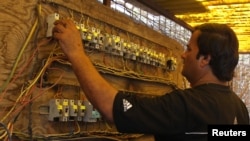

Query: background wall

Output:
[0, 0, 186, 140]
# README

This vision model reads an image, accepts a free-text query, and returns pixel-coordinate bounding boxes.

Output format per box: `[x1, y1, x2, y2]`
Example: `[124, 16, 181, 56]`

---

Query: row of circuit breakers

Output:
[47, 13, 177, 71]
[49, 99, 101, 122]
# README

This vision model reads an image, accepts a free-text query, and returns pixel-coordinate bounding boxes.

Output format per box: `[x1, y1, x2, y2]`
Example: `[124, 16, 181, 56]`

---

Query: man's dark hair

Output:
[194, 23, 239, 81]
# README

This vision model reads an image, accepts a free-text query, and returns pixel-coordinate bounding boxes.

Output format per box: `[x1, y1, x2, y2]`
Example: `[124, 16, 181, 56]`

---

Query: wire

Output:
[0, 3, 41, 94]
[0, 41, 59, 123]
[0, 56, 65, 140]
[41, 120, 80, 139]
[0, 4, 43, 141]
[9, 58, 65, 120]
[93, 61, 175, 85]
[0, 122, 12, 141]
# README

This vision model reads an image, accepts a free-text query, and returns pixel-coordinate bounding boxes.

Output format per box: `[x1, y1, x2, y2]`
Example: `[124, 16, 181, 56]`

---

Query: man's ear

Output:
[200, 55, 211, 67]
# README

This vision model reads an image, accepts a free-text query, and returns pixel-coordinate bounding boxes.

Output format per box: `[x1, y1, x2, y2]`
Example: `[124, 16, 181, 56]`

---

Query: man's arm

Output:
[52, 19, 117, 122]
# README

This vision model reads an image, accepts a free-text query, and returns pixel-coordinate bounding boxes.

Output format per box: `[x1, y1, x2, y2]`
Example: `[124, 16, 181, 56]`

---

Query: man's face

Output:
[181, 30, 201, 84]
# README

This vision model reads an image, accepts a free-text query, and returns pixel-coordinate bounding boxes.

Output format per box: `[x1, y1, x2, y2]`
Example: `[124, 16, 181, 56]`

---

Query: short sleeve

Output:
[113, 91, 187, 134]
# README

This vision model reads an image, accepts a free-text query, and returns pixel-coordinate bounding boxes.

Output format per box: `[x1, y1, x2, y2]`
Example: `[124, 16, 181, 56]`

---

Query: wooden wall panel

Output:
[0, 0, 185, 140]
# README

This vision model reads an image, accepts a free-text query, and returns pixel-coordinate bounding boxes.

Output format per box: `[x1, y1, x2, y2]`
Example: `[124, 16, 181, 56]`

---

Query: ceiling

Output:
[143, 0, 250, 53]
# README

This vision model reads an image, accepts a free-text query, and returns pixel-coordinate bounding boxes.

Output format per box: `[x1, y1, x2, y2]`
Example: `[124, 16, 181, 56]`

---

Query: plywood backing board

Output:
[0, 0, 186, 140]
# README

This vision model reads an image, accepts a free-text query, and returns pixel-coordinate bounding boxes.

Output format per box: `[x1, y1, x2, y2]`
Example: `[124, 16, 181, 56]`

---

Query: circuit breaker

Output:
[69, 99, 77, 121]
[48, 99, 69, 122]
[48, 99, 102, 122]
[45, 13, 177, 73]
[76, 100, 86, 121]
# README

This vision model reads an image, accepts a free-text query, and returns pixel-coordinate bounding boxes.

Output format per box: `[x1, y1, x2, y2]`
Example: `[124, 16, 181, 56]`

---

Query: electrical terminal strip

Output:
[49, 99, 103, 122]
[45, 13, 176, 70]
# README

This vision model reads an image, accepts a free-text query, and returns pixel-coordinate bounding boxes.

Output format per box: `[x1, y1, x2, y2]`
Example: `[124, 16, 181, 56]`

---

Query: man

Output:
[52, 20, 249, 141]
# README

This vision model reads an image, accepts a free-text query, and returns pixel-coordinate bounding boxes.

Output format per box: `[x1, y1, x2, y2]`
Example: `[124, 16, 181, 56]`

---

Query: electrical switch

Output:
[69, 99, 78, 121]
[46, 13, 59, 37]
[60, 99, 69, 122]
[76, 100, 86, 121]
[48, 99, 62, 121]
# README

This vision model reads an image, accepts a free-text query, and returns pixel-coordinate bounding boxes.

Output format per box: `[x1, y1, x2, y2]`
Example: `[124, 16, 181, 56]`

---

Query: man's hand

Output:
[52, 19, 85, 59]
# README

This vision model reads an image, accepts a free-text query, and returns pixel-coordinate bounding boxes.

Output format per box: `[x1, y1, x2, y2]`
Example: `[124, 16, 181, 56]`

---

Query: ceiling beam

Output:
[136, 0, 194, 31]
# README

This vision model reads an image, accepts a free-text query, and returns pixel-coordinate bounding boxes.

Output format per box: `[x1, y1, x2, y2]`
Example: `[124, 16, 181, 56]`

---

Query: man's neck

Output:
[190, 74, 228, 88]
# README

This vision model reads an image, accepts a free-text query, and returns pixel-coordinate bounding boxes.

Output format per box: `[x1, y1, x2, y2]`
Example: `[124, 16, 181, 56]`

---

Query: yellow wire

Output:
[0, 121, 11, 140]
[0, 130, 7, 140]
[0, 3, 43, 123]
[1, 43, 58, 123]
[0, 3, 41, 94]
[0, 4, 42, 140]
